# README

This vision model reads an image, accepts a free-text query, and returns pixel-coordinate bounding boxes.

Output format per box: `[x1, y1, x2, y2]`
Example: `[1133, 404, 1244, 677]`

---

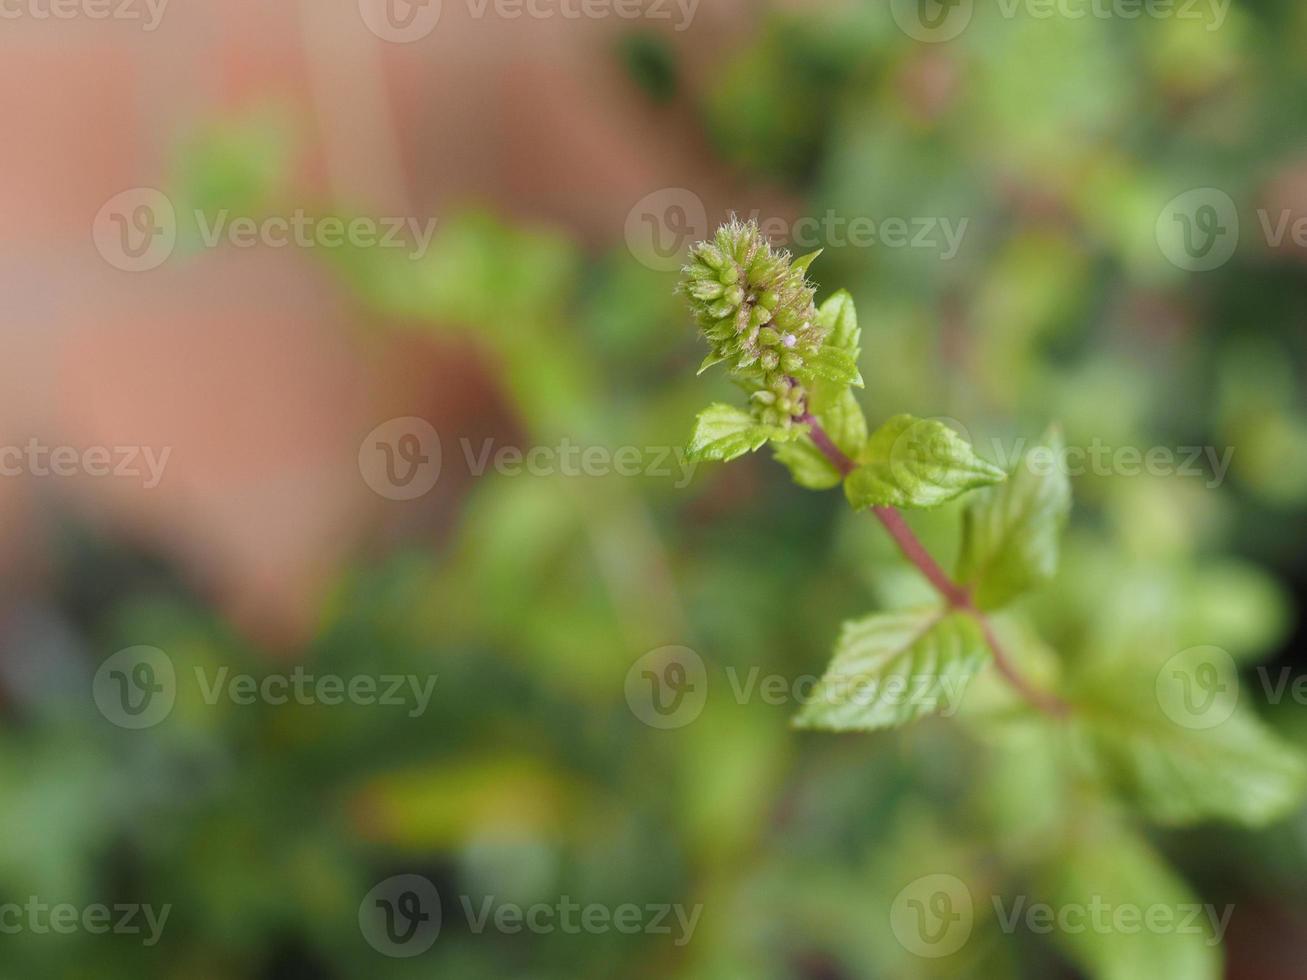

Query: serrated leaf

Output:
[816, 289, 860, 354]
[793, 609, 988, 731]
[1072, 656, 1307, 827]
[687, 403, 786, 462]
[799, 345, 864, 387]
[958, 425, 1071, 610]
[1039, 819, 1222, 980]
[845, 415, 1006, 511]
[773, 386, 867, 489]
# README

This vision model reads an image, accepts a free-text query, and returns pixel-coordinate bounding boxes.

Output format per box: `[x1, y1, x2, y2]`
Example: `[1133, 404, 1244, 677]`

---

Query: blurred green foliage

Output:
[11, 3, 1307, 978]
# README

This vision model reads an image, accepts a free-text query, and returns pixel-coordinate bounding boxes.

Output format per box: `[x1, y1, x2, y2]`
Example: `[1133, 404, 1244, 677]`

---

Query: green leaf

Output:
[771, 438, 843, 490]
[844, 415, 1006, 511]
[799, 345, 863, 387]
[696, 351, 727, 376]
[1073, 653, 1307, 827]
[1039, 818, 1222, 980]
[687, 403, 784, 462]
[816, 289, 860, 354]
[957, 425, 1072, 610]
[793, 609, 988, 731]
[772, 291, 867, 489]
[791, 249, 823, 275]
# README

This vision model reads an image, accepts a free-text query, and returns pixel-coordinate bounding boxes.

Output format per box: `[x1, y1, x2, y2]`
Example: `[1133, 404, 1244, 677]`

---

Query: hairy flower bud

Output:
[681, 219, 827, 427]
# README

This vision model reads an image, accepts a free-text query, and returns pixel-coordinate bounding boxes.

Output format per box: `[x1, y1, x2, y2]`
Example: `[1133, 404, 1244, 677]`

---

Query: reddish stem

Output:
[797, 411, 1067, 718]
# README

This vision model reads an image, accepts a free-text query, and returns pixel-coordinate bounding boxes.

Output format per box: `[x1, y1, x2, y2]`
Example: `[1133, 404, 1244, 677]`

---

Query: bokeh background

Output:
[3, 0, 1307, 976]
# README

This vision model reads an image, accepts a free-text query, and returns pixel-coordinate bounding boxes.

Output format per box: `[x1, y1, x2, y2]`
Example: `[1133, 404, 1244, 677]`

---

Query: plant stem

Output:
[797, 412, 1068, 718]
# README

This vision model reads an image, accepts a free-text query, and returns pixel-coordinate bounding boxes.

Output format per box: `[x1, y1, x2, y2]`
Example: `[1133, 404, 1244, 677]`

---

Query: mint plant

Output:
[683, 219, 1307, 976]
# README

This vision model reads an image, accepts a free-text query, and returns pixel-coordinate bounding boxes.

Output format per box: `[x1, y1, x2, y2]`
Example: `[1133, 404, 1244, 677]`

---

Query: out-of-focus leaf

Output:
[794, 609, 987, 731]
[1073, 655, 1307, 827]
[1039, 818, 1222, 980]
[957, 426, 1071, 610]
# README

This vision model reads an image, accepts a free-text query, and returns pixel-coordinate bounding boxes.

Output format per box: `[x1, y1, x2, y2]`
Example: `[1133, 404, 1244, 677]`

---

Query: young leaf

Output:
[1073, 657, 1307, 827]
[793, 609, 988, 731]
[696, 352, 727, 376]
[957, 426, 1071, 610]
[816, 289, 860, 354]
[1040, 818, 1222, 980]
[687, 403, 786, 462]
[799, 345, 864, 387]
[844, 415, 1006, 511]
[791, 249, 823, 275]
[772, 291, 867, 489]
